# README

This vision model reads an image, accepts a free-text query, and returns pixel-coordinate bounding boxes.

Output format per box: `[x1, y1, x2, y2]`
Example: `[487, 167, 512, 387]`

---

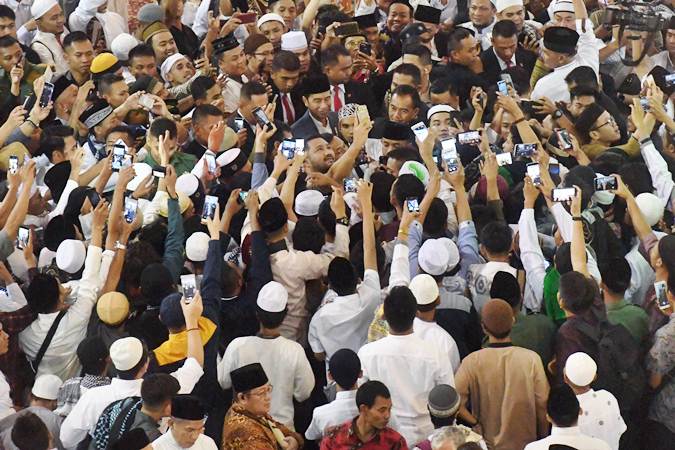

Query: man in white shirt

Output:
[524, 384, 611, 450]
[60, 296, 205, 449]
[152, 395, 217, 450]
[29, 0, 70, 75]
[458, 0, 496, 50]
[305, 349, 361, 441]
[564, 352, 626, 450]
[213, 34, 248, 115]
[358, 285, 454, 446]
[217, 281, 314, 429]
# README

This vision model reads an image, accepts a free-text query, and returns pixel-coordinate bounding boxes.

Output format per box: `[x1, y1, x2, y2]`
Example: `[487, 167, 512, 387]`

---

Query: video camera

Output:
[602, 0, 667, 66]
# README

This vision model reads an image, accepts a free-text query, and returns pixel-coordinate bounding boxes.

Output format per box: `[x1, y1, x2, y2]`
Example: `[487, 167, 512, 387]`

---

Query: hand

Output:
[245, 189, 260, 215]
[330, 185, 346, 218]
[6, 105, 26, 129]
[237, 128, 248, 148]
[23, 228, 36, 268]
[149, 94, 171, 118]
[6, 159, 22, 189]
[283, 436, 299, 450]
[647, 94, 670, 125]
[523, 175, 540, 207]
[417, 127, 439, 160]
[610, 174, 632, 200]
[480, 152, 498, 181]
[100, 152, 113, 178]
[165, 165, 177, 198]
[122, 91, 143, 112]
[521, 34, 539, 53]
[306, 172, 334, 188]
[496, 93, 523, 119]
[158, 131, 171, 166]
[225, 188, 244, 214]
[117, 165, 135, 188]
[29, 99, 53, 123]
[569, 185, 582, 216]
[254, 122, 277, 147]
[20, 159, 36, 186]
[205, 202, 221, 239]
[208, 121, 225, 151]
[399, 205, 418, 232]
[566, 134, 590, 166]
[220, 14, 242, 36]
[10, 64, 23, 87]
[357, 179, 373, 209]
[132, 174, 154, 199]
[92, 199, 109, 230]
[445, 159, 465, 190]
[181, 291, 203, 328]
[630, 97, 656, 142]
[0, 262, 12, 283]
[121, 206, 142, 237]
[272, 148, 292, 175]
[351, 114, 372, 150]
[532, 97, 556, 115]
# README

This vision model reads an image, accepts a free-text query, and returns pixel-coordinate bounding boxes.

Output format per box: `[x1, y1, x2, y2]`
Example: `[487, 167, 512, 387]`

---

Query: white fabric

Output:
[0, 282, 28, 313]
[31, 29, 70, 75]
[358, 333, 455, 446]
[308, 269, 381, 360]
[222, 75, 247, 115]
[467, 261, 517, 313]
[0, 371, 13, 420]
[576, 389, 626, 450]
[457, 19, 495, 51]
[413, 318, 461, 373]
[495, 0, 522, 13]
[305, 390, 358, 441]
[524, 425, 612, 450]
[518, 208, 547, 312]
[217, 336, 314, 428]
[59, 358, 203, 447]
[152, 429, 217, 449]
[624, 244, 655, 305]
[30, 0, 58, 19]
[69, 9, 128, 49]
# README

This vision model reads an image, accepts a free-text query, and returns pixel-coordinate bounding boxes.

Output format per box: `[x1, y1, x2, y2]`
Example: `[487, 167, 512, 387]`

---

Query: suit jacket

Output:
[226, 113, 255, 157]
[480, 46, 538, 86]
[271, 84, 306, 125]
[290, 110, 338, 139]
[343, 80, 378, 117]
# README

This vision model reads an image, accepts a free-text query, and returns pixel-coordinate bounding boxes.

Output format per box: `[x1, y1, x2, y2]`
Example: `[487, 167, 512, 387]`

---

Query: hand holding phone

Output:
[594, 175, 618, 191]
[202, 195, 218, 223]
[123, 197, 138, 224]
[655, 281, 670, 311]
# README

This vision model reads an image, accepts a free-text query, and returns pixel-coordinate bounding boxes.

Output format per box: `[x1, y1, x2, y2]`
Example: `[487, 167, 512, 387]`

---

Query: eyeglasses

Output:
[589, 115, 617, 131]
[249, 385, 273, 397]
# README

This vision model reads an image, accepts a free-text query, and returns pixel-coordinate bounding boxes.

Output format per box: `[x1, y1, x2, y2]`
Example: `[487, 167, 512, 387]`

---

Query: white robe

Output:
[152, 430, 217, 450]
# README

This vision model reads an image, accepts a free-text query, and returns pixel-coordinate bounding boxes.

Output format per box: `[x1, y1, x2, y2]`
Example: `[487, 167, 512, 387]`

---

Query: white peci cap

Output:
[110, 337, 144, 371]
[564, 352, 597, 387]
[56, 239, 86, 274]
[186, 232, 210, 262]
[31, 374, 63, 400]
[256, 281, 288, 312]
[409, 274, 440, 305]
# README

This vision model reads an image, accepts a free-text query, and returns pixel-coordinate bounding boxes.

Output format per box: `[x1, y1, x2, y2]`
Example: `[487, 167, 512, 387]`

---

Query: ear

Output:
[588, 129, 599, 142]
[302, 96, 309, 108]
[412, 107, 419, 118]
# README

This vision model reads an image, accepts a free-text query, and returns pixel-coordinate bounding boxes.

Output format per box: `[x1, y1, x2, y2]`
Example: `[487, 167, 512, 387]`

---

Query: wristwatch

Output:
[552, 109, 563, 120]
[114, 241, 127, 250]
[336, 217, 350, 226]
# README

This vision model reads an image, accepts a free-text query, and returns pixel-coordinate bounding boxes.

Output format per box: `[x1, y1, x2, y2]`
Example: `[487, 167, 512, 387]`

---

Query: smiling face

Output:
[387, 3, 411, 33]
[151, 31, 178, 64]
[303, 90, 331, 122]
[270, 0, 297, 30]
[37, 4, 66, 34]
[260, 20, 286, 49]
[166, 57, 195, 85]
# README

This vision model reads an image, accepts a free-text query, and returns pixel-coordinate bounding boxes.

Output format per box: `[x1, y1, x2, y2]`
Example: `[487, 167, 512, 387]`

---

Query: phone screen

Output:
[8, 155, 18, 174]
[457, 131, 480, 145]
[655, 281, 669, 310]
[40, 82, 54, 108]
[344, 177, 357, 193]
[441, 138, 456, 153]
[202, 195, 218, 222]
[497, 80, 508, 96]
[234, 118, 245, 131]
[112, 146, 125, 172]
[153, 167, 166, 178]
[527, 163, 541, 185]
[556, 129, 572, 150]
[295, 139, 305, 155]
[17, 226, 29, 249]
[552, 187, 576, 202]
[205, 154, 217, 174]
[238, 191, 249, 204]
[594, 176, 617, 191]
[123, 197, 138, 224]
[181, 274, 197, 300]
[514, 143, 536, 157]
[411, 122, 429, 141]
[356, 105, 370, 124]
[281, 140, 296, 159]
[496, 152, 512, 166]
[253, 107, 270, 126]
[406, 197, 420, 213]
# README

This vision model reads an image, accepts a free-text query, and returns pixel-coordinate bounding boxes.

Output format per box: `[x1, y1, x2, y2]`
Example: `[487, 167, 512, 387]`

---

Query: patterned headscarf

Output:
[337, 103, 358, 121]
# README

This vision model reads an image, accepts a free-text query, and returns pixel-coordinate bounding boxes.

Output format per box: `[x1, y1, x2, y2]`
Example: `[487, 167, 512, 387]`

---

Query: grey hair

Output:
[430, 426, 467, 450]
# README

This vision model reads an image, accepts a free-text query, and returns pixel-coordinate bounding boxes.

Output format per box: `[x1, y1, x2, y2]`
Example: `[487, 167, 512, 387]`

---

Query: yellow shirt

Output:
[153, 316, 217, 366]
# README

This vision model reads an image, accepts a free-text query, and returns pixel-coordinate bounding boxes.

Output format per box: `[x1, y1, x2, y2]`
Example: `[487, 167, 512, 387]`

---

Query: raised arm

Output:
[181, 292, 205, 368]
[358, 180, 376, 271]
[569, 186, 589, 277]
[2, 160, 36, 241]
[327, 115, 372, 182]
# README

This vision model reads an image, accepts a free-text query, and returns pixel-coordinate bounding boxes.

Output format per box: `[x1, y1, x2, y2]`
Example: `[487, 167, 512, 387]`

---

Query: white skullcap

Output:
[427, 104, 455, 120]
[31, 0, 59, 20]
[496, 0, 523, 13]
[176, 173, 200, 197]
[56, 239, 86, 274]
[186, 232, 210, 262]
[256, 281, 288, 312]
[399, 161, 430, 186]
[281, 31, 308, 51]
[564, 352, 597, 386]
[216, 148, 240, 167]
[636, 192, 665, 227]
[111, 33, 140, 61]
[160, 53, 187, 81]
[127, 162, 153, 191]
[31, 374, 63, 400]
[419, 238, 460, 276]
[410, 274, 440, 305]
[110, 337, 144, 371]
[257, 13, 285, 28]
[294, 190, 325, 216]
[549, 0, 574, 16]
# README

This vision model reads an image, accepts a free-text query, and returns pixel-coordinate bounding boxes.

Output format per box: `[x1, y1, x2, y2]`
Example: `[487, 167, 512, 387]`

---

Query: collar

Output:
[487, 342, 513, 348]
[554, 60, 576, 72]
[551, 425, 582, 436]
[268, 239, 288, 254]
[111, 378, 143, 388]
[309, 111, 330, 129]
[335, 390, 357, 400]
[331, 84, 345, 92]
[605, 298, 628, 311]
[494, 47, 516, 66]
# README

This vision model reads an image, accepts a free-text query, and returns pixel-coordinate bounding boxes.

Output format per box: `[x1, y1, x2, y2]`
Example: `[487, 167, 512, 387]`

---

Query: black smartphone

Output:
[514, 143, 536, 157]
[594, 175, 618, 191]
[359, 42, 372, 55]
[335, 21, 359, 36]
[87, 190, 101, 209]
[252, 107, 270, 127]
[39, 82, 54, 108]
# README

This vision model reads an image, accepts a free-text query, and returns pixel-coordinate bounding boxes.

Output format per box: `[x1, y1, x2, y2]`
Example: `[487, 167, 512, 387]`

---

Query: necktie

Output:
[281, 93, 295, 123]
[333, 86, 342, 112]
[506, 60, 513, 68]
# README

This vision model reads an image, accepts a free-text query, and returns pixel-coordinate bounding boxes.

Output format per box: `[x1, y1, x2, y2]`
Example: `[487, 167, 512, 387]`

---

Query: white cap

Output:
[419, 238, 460, 276]
[427, 104, 455, 120]
[216, 148, 241, 167]
[256, 281, 288, 312]
[549, 0, 574, 16]
[281, 31, 308, 51]
[186, 232, 210, 262]
[564, 352, 597, 386]
[636, 192, 665, 227]
[110, 337, 144, 371]
[31, 0, 59, 20]
[495, 0, 523, 13]
[399, 161, 430, 186]
[176, 173, 200, 197]
[111, 33, 140, 61]
[160, 53, 187, 81]
[410, 274, 440, 305]
[257, 13, 285, 28]
[31, 374, 63, 400]
[294, 190, 325, 216]
[127, 162, 153, 191]
[56, 239, 86, 274]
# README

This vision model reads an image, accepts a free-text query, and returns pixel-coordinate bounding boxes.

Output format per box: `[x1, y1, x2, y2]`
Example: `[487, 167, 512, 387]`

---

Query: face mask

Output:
[378, 210, 396, 225]
[79, 212, 94, 241]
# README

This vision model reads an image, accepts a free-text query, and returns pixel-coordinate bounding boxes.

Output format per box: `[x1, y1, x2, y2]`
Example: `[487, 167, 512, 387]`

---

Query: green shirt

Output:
[606, 298, 649, 344]
[0, 62, 47, 102]
[511, 311, 558, 366]
[143, 149, 197, 177]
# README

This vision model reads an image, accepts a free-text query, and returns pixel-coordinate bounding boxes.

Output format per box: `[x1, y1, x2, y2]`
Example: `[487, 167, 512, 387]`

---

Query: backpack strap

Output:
[30, 310, 67, 373]
[109, 398, 142, 442]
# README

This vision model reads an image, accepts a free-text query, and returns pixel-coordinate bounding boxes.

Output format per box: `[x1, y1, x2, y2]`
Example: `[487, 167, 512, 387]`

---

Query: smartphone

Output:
[335, 21, 359, 36]
[655, 280, 669, 310]
[181, 274, 197, 301]
[344, 177, 357, 193]
[555, 128, 573, 151]
[112, 146, 125, 172]
[139, 93, 155, 110]
[238, 191, 248, 204]
[204, 153, 217, 174]
[594, 175, 618, 191]
[8, 155, 18, 175]
[87, 190, 101, 209]
[666, 73, 675, 87]
[497, 80, 509, 96]
[356, 104, 370, 124]
[406, 197, 420, 213]
[202, 195, 218, 222]
[153, 166, 166, 178]
[16, 226, 29, 250]
[359, 42, 372, 55]
[411, 122, 428, 141]
[457, 130, 480, 145]
[252, 107, 270, 127]
[123, 197, 138, 224]
[295, 139, 305, 155]
[39, 82, 54, 108]
[238, 11, 257, 24]
[441, 138, 457, 153]
[514, 143, 536, 158]
[43, 65, 53, 83]
[280, 139, 296, 159]
[496, 152, 512, 166]
[552, 187, 576, 202]
[234, 118, 245, 131]
[500, 73, 514, 89]
[549, 162, 560, 177]
[527, 162, 541, 186]
[639, 96, 650, 112]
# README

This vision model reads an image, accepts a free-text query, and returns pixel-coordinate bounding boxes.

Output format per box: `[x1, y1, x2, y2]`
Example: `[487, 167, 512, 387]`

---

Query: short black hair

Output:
[391, 84, 421, 109]
[0, 5, 15, 20]
[383, 286, 417, 333]
[149, 117, 177, 140]
[600, 258, 631, 294]
[38, 134, 65, 161]
[193, 104, 222, 127]
[27, 273, 60, 314]
[479, 221, 513, 255]
[565, 65, 599, 90]
[98, 73, 125, 94]
[392, 174, 425, 208]
[492, 19, 518, 39]
[356, 380, 391, 409]
[370, 171, 395, 213]
[292, 217, 325, 253]
[547, 384, 580, 427]
[141, 373, 180, 410]
[328, 257, 358, 296]
[559, 271, 596, 314]
[402, 42, 432, 66]
[388, 0, 413, 15]
[393, 63, 422, 87]
[447, 27, 473, 54]
[424, 198, 449, 237]
[240, 81, 267, 101]
[0, 35, 18, 49]
[256, 306, 287, 328]
[128, 43, 156, 61]
[321, 44, 350, 69]
[77, 336, 109, 375]
[430, 77, 457, 96]
[108, 125, 133, 140]
[11, 413, 49, 450]
[63, 31, 90, 50]
[190, 75, 217, 101]
[272, 50, 301, 72]
[554, 242, 573, 274]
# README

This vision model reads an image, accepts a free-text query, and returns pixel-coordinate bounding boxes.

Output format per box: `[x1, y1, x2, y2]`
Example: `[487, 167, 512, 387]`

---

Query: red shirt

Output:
[320, 418, 408, 450]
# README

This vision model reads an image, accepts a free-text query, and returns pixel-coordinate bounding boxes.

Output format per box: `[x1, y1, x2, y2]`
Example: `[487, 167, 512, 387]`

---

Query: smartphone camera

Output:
[594, 175, 618, 191]
[202, 195, 218, 222]
[281, 140, 296, 159]
[406, 197, 420, 213]
[112, 146, 125, 172]
[497, 80, 509, 96]
[457, 131, 480, 146]
[655, 281, 670, 310]
[514, 143, 536, 158]
[238, 191, 249, 204]
[8, 155, 18, 175]
[181, 274, 197, 301]
[552, 187, 576, 202]
[153, 166, 166, 178]
[527, 163, 541, 186]
[496, 152, 512, 166]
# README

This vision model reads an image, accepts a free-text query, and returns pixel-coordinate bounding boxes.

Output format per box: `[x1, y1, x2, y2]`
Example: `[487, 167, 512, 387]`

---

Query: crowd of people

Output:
[0, 0, 671, 448]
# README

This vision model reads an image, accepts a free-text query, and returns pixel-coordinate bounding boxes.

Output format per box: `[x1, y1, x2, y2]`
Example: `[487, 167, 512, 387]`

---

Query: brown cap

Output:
[97, 292, 130, 326]
[481, 298, 514, 336]
[141, 21, 170, 43]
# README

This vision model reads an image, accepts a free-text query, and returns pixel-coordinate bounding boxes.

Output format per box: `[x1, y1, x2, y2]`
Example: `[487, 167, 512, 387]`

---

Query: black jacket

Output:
[480, 46, 537, 87]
